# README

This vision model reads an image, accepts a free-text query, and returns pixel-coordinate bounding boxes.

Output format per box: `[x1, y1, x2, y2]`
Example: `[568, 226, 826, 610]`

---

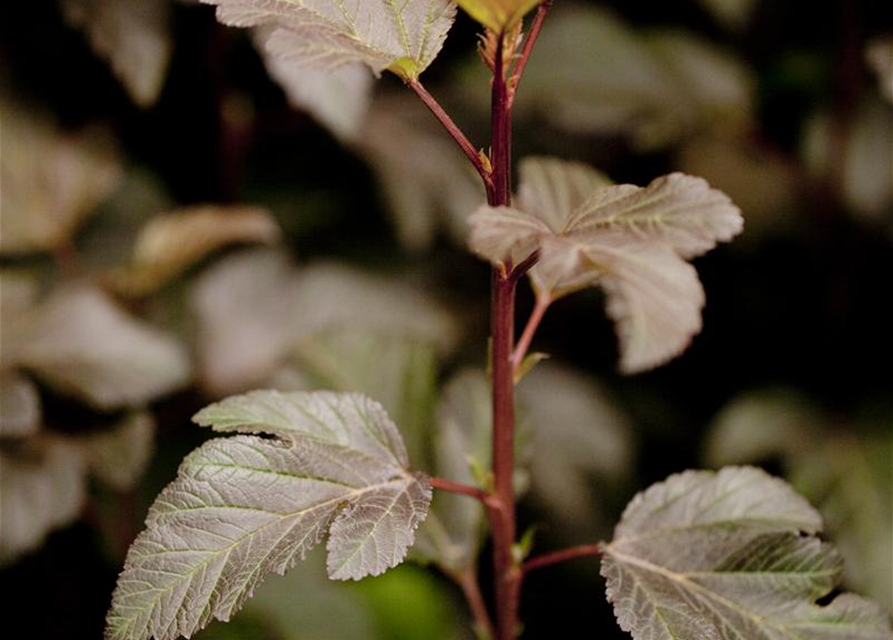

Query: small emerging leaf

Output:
[602, 466, 893, 640]
[105, 391, 431, 640]
[202, 0, 456, 81]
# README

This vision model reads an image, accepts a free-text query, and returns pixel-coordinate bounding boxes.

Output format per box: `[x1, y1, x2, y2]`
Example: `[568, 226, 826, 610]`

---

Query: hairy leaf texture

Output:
[602, 466, 893, 640]
[468, 157, 743, 373]
[105, 391, 430, 640]
[201, 0, 456, 80]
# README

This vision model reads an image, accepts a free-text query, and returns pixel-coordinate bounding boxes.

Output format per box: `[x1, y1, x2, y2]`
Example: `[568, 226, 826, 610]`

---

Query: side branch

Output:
[521, 544, 602, 576]
[407, 79, 493, 191]
[508, 0, 554, 107]
[430, 476, 497, 507]
[511, 294, 551, 371]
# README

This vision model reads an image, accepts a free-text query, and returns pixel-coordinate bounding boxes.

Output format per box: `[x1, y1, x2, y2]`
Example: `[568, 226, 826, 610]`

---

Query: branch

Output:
[511, 295, 551, 371]
[430, 477, 496, 507]
[508, 249, 539, 283]
[407, 79, 493, 191]
[522, 544, 602, 576]
[448, 567, 498, 640]
[508, 0, 553, 107]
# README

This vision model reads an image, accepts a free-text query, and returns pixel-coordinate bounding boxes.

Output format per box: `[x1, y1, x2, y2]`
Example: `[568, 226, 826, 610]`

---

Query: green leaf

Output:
[16, 285, 191, 410]
[201, 0, 456, 81]
[468, 157, 742, 373]
[0, 438, 87, 565]
[602, 466, 893, 640]
[454, 0, 543, 31]
[105, 390, 431, 640]
[61, 0, 173, 108]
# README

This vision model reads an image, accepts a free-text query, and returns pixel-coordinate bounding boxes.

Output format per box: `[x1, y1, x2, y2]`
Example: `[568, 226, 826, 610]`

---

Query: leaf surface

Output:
[202, 0, 455, 80]
[106, 390, 430, 640]
[602, 466, 893, 640]
[0, 373, 41, 438]
[454, 0, 542, 31]
[468, 158, 742, 372]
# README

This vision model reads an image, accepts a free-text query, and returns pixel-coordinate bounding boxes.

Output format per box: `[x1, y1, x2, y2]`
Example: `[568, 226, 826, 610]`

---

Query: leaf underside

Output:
[201, 0, 456, 80]
[602, 466, 893, 640]
[105, 391, 430, 640]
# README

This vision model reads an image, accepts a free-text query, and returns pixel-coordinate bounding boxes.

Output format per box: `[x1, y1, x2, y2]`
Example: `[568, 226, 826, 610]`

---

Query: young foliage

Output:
[469, 156, 743, 372]
[455, 0, 542, 31]
[105, 391, 431, 640]
[602, 466, 893, 640]
[200, 0, 456, 81]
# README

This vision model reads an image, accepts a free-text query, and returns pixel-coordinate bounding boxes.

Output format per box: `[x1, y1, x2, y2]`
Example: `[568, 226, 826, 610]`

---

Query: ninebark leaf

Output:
[201, 0, 456, 80]
[603, 466, 893, 640]
[105, 391, 430, 640]
[468, 157, 742, 372]
[16, 285, 190, 410]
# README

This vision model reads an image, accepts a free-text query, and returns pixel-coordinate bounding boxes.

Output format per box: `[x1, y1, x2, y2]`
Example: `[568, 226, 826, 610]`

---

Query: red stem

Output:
[407, 79, 493, 191]
[452, 566, 498, 640]
[430, 476, 495, 506]
[508, 0, 553, 108]
[511, 295, 551, 372]
[521, 545, 603, 576]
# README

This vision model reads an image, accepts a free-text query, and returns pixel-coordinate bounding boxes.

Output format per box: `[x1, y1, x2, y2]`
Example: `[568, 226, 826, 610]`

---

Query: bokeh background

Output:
[1, 0, 891, 639]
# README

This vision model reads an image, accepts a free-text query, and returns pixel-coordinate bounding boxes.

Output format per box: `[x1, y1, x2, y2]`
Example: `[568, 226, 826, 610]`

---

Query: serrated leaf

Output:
[602, 466, 893, 640]
[455, 0, 542, 31]
[289, 328, 438, 471]
[0, 373, 41, 438]
[202, 0, 456, 80]
[61, 0, 173, 107]
[105, 390, 431, 640]
[468, 158, 742, 372]
[0, 100, 121, 255]
[108, 204, 280, 296]
[85, 412, 156, 491]
[0, 438, 87, 564]
[16, 285, 190, 410]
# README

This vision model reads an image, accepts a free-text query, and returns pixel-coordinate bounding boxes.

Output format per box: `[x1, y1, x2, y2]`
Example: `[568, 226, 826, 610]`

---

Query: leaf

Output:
[696, 0, 759, 31]
[0, 373, 41, 439]
[16, 285, 191, 410]
[454, 0, 543, 31]
[108, 204, 280, 296]
[0, 438, 88, 565]
[511, 5, 753, 149]
[414, 369, 491, 571]
[355, 93, 486, 251]
[517, 363, 631, 535]
[192, 249, 456, 394]
[254, 27, 373, 142]
[85, 412, 156, 491]
[105, 390, 431, 640]
[61, 0, 173, 107]
[468, 158, 742, 372]
[289, 329, 438, 471]
[201, 0, 456, 80]
[0, 100, 121, 255]
[602, 466, 893, 640]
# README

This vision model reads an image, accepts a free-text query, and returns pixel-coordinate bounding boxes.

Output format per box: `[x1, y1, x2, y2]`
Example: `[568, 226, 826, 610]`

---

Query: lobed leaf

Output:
[468, 157, 742, 372]
[602, 466, 893, 640]
[105, 391, 431, 640]
[201, 0, 456, 80]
